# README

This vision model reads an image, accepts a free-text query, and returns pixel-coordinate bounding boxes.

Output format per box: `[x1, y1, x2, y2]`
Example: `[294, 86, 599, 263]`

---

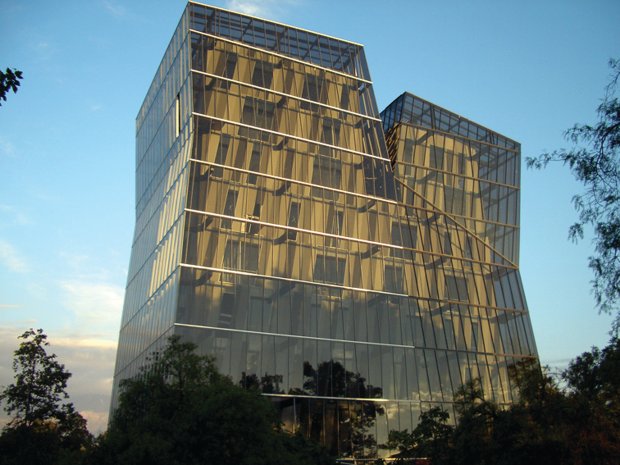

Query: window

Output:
[287, 202, 300, 240]
[339, 84, 350, 110]
[321, 118, 341, 146]
[314, 255, 346, 284]
[219, 52, 237, 88]
[221, 189, 238, 229]
[444, 185, 465, 215]
[246, 202, 261, 235]
[312, 155, 341, 198]
[251, 61, 274, 88]
[283, 149, 295, 179]
[223, 240, 259, 272]
[403, 138, 415, 164]
[446, 274, 468, 301]
[219, 293, 235, 328]
[443, 230, 452, 255]
[248, 147, 261, 184]
[430, 145, 444, 170]
[302, 74, 325, 103]
[248, 296, 263, 331]
[390, 222, 416, 258]
[245, 243, 259, 271]
[457, 152, 466, 175]
[212, 135, 231, 178]
[362, 158, 388, 198]
[464, 236, 473, 259]
[384, 264, 404, 293]
[326, 209, 344, 247]
[242, 97, 275, 130]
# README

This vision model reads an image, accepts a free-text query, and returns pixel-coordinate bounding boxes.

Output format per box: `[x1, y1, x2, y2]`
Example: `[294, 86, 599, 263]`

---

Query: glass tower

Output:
[112, 2, 537, 460]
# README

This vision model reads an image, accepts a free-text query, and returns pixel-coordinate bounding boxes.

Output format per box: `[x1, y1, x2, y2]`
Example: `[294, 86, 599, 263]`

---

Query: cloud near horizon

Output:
[0, 275, 124, 434]
[0, 325, 117, 435]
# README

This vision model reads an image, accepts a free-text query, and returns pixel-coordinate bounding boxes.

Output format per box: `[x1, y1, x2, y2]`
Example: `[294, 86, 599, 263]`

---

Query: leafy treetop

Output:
[1, 328, 73, 428]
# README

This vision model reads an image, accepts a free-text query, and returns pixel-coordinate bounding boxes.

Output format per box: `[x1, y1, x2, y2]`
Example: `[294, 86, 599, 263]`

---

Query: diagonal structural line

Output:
[396, 177, 518, 268]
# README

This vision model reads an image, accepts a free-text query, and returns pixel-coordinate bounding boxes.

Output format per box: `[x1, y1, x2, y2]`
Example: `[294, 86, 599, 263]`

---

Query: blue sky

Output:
[0, 0, 618, 432]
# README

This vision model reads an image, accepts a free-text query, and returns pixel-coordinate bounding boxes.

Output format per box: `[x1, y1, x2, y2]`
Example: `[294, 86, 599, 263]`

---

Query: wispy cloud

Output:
[102, 0, 127, 18]
[225, 0, 301, 20]
[54, 336, 117, 350]
[0, 136, 16, 158]
[58, 251, 91, 273]
[0, 304, 22, 310]
[0, 239, 28, 273]
[0, 204, 32, 226]
[30, 40, 57, 62]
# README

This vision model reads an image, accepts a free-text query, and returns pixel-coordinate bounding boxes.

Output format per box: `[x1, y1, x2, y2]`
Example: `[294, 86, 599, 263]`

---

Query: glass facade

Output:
[112, 2, 538, 461]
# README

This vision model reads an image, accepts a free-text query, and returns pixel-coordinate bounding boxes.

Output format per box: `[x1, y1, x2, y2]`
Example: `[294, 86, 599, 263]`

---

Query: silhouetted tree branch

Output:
[0, 68, 23, 105]
[527, 58, 620, 329]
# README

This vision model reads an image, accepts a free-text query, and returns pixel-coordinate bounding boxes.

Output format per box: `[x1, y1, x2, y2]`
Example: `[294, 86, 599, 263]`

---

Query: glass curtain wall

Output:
[112, 3, 538, 461]
[111, 8, 193, 410]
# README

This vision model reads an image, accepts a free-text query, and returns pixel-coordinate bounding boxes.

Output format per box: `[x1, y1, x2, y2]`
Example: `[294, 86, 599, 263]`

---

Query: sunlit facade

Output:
[112, 2, 538, 460]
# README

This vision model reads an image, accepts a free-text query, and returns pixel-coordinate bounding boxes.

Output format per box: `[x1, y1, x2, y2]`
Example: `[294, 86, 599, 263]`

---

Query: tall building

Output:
[112, 2, 538, 460]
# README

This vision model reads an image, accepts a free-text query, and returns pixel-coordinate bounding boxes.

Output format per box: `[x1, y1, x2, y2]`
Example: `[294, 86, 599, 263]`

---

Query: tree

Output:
[560, 338, 620, 464]
[0, 68, 23, 105]
[98, 336, 335, 465]
[383, 407, 452, 464]
[1, 329, 82, 428]
[563, 336, 620, 404]
[449, 380, 499, 465]
[0, 329, 92, 465]
[381, 342, 620, 465]
[527, 58, 620, 327]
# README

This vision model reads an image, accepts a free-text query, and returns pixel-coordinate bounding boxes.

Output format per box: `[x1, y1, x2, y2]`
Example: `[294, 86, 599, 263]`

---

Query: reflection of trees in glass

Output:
[383, 407, 451, 464]
[300, 360, 383, 399]
[239, 372, 284, 394]
[238, 360, 386, 458]
[297, 360, 385, 459]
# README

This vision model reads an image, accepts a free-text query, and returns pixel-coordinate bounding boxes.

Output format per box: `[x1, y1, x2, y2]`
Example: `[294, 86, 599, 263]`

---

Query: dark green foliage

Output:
[563, 336, 620, 403]
[560, 337, 620, 465]
[449, 380, 498, 465]
[280, 431, 339, 465]
[383, 407, 451, 464]
[527, 59, 620, 326]
[0, 68, 22, 105]
[96, 336, 335, 465]
[0, 329, 92, 465]
[2, 329, 71, 427]
[381, 339, 620, 465]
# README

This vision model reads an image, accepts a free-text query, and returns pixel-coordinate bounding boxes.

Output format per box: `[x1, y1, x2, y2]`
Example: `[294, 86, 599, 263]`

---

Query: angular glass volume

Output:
[112, 3, 538, 461]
